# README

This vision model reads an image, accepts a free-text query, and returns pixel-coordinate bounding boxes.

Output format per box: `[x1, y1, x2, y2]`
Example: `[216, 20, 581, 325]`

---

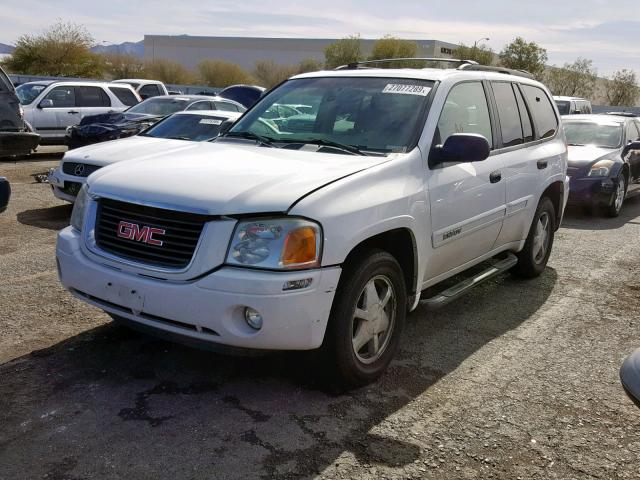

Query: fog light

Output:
[244, 307, 263, 330]
[283, 278, 313, 291]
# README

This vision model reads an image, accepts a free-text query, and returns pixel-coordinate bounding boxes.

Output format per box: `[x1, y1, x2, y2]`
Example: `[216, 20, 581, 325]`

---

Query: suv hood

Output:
[64, 136, 196, 167]
[567, 145, 620, 166]
[88, 142, 391, 214]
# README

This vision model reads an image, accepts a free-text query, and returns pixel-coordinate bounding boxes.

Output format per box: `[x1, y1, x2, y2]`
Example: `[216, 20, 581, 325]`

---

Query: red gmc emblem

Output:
[117, 221, 166, 246]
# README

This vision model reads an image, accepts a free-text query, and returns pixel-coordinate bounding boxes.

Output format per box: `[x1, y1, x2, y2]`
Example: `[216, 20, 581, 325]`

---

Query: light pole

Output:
[473, 37, 490, 49]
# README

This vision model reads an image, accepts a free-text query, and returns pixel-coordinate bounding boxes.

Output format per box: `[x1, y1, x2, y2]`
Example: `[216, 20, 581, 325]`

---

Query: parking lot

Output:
[1, 154, 640, 479]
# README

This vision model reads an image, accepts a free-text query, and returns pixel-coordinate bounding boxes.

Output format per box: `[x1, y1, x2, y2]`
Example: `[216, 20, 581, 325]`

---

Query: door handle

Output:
[537, 160, 548, 169]
[67, 110, 79, 114]
[489, 171, 502, 183]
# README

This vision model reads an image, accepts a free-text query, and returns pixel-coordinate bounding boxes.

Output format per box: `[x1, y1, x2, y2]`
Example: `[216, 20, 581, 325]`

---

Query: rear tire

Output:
[512, 197, 556, 279]
[321, 249, 406, 389]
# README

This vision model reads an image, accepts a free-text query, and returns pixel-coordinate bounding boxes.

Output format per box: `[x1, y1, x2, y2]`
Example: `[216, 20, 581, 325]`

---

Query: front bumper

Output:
[48, 168, 84, 202]
[567, 175, 616, 207]
[0, 131, 40, 156]
[56, 227, 341, 351]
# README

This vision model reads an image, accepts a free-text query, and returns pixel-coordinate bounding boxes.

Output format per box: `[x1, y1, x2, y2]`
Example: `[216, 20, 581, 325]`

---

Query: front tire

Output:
[606, 173, 626, 218]
[322, 250, 407, 388]
[512, 197, 556, 279]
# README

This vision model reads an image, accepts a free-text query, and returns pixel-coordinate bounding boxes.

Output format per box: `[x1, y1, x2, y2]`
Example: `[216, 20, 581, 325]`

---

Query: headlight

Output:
[226, 218, 322, 270]
[70, 185, 90, 232]
[588, 159, 615, 177]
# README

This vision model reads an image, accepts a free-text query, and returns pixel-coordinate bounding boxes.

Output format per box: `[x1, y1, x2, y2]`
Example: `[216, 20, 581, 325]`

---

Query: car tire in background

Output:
[606, 173, 626, 218]
[512, 197, 556, 279]
[321, 249, 406, 389]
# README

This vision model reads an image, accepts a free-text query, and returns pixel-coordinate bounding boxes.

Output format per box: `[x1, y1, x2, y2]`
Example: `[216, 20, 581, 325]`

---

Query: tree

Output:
[545, 58, 597, 99]
[605, 69, 639, 106]
[296, 57, 324, 74]
[499, 37, 547, 79]
[100, 52, 145, 79]
[369, 36, 418, 67]
[143, 59, 196, 84]
[324, 35, 362, 69]
[253, 60, 297, 88]
[197, 60, 253, 88]
[4, 21, 103, 77]
[453, 43, 494, 66]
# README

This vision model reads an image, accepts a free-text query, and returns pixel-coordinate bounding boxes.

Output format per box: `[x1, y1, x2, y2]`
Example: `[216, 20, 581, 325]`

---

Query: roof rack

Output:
[335, 58, 478, 70]
[457, 64, 534, 79]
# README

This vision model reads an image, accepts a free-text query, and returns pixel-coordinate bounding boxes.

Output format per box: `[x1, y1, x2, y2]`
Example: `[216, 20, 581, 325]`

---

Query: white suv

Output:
[112, 79, 169, 99]
[57, 60, 569, 387]
[16, 81, 140, 144]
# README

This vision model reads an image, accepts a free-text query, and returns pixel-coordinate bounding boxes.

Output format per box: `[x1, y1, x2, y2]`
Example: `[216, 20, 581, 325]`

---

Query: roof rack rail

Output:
[335, 58, 478, 70]
[457, 64, 534, 79]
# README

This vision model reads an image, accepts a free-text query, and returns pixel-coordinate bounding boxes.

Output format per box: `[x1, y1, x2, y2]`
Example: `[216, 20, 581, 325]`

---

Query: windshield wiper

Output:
[284, 139, 366, 155]
[220, 131, 275, 147]
[167, 136, 192, 141]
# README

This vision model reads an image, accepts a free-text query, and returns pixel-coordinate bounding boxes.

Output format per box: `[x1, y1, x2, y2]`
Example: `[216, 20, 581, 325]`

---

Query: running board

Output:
[420, 253, 518, 310]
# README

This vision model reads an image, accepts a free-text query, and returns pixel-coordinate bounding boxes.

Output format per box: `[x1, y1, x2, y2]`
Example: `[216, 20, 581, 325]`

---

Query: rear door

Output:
[625, 121, 640, 180]
[425, 81, 506, 279]
[76, 86, 113, 119]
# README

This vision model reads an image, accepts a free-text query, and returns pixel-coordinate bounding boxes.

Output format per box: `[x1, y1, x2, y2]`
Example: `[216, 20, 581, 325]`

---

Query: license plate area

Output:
[101, 280, 145, 313]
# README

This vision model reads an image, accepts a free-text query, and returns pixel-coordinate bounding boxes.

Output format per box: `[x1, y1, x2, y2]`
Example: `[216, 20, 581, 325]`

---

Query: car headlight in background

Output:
[588, 159, 615, 177]
[226, 218, 321, 270]
[70, 185, 90, 232]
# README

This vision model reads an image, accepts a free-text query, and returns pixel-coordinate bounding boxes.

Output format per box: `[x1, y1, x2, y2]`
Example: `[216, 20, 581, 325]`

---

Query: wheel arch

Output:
[540, 180, 564, 230]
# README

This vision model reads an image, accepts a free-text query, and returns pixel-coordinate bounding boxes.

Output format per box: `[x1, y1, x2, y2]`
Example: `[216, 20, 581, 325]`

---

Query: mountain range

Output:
[0, 40, 143, 57]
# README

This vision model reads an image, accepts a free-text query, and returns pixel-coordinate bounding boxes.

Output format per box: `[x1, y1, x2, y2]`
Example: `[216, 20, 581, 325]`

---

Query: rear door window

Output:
[44, 86, 75, 107]
[139, 84, 162, 98]
[435, 81, 493, 148]
[186, 101, 212, 111]
[76, 86, 111, 107]
[521, 85, 558, 139]
[108, 87, 139, 106]
[214, 101, 239, 112]
[492, 82, 523, 147]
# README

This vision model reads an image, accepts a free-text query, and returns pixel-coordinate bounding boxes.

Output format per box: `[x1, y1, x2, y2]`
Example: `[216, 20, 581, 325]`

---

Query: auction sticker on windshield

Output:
[382, 84, 431, 96]
[199, 119, 223, 125]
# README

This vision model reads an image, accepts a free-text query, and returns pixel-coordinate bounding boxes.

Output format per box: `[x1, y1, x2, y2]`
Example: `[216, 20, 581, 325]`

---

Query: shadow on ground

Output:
[562, 189, 640, 230]
[17, 204, 72, 230]
[0, 268, 557, 479]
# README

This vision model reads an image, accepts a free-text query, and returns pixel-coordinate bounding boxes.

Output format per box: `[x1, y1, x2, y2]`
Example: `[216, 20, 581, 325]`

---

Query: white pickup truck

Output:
[57, 60, 569, 387]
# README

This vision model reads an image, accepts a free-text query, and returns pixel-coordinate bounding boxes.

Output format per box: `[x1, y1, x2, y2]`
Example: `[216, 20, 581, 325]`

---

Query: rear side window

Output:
[521, 85, 558, 139]
[76, 86, 110, 107]
[215, 101, 239, 112]
[187, 101, 212, 111]
[435, 81, 493, 148]
[109, 87, 139, 106]
[44, 86, 75, 107]
[514, 86, 534, 142]
[139, 84, 162, 98]
[492, 82, 523, 147]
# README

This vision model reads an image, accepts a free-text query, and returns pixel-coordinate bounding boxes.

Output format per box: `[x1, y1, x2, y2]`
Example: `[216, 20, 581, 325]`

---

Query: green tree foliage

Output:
[453, 43, 494, 66]
[499, 37, 548, 79]
[143, 59, 196, 84]
[253, 60, 297, 88]
[4, 21, 103, 77]
[197, 60, 254, 88]
[545, 58, 597, 99]
[369, 35, 419, 67]
[605, 69, 639, 106]
[100, 52, 145, 79]
[296, 57, 324, 74]
[324, 35, 362, 69]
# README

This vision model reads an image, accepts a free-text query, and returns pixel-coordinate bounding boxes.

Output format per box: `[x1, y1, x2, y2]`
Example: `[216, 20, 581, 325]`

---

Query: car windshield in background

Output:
[141, 114, 229, 141]
[555, 101, 570, 115]
[126, 97, 192, 116]
[15, 84, 47, 105]
[564, 122, 623, 149]
[229, 77, 434, 154]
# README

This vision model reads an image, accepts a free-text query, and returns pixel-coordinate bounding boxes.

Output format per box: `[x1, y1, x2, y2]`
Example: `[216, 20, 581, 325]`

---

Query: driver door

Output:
[425, 81, 506, 281]
[33, 86, 80, 137]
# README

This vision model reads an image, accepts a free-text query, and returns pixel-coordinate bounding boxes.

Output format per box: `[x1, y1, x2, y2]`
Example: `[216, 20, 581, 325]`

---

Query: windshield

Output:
[564, 122, 623, 148]
[555, 101, 570, 115]
[229, 77, 434, 154]
[16, 84, 47, 105]
[141, 114, 230, 141]
[127, 97, 191, 116]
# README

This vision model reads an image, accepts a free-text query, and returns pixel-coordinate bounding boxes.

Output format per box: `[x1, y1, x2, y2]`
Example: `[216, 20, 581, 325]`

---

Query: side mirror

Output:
[38, 99, 54, 109]
[219, 119, 234, 135]
[430, 133, 491, 166]
[0, 177, 11, 214]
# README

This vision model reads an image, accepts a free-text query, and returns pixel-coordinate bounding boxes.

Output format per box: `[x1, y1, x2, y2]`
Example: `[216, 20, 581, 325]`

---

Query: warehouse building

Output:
[143, 35, 461, 70]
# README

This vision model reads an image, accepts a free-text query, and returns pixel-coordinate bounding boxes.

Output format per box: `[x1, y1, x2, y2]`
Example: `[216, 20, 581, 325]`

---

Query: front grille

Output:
[62, 162, 102, 177]
[95, 198, 209, 269]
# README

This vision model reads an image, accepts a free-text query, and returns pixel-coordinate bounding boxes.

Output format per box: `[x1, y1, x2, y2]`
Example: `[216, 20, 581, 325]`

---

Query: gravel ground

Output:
[1, 155, 639, 479]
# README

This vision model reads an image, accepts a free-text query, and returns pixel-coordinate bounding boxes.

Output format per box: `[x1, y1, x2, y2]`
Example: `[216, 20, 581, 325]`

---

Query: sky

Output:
[1, 0, 639, 76]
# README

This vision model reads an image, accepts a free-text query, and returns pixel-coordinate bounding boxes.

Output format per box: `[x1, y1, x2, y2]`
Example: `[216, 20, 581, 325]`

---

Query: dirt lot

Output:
[1, 155, 640, 480]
